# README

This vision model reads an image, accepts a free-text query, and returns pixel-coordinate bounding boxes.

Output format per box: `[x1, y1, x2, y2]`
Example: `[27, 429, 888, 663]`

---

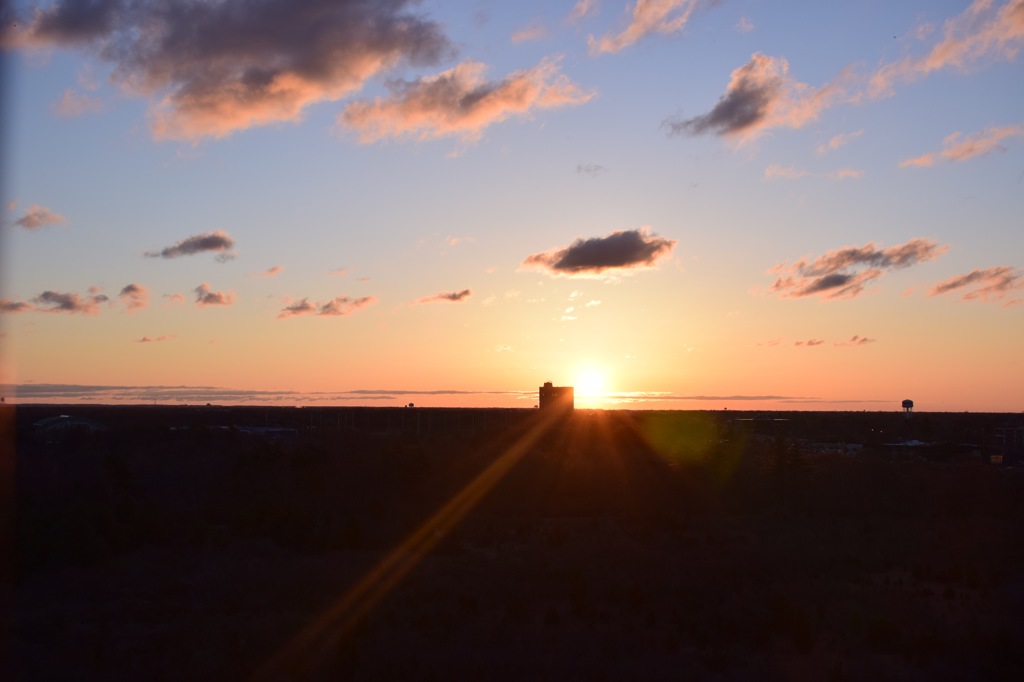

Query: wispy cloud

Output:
[340, 56, 593, 143]
[589, 0, 707, 54]
[194, 283, 235, 307]
[5, 0, 454, 141]
[511, 21, 547, 44]
[900, 123, 1024, 167]
[835, 335, 877, 347]
[577, 162, 607, 176]
[278, 295, 377, 318]
[145, 230, 236, 261]
[137, 335, 175, 343]
[736, 16, 754, 34]
[664, 52, 850, 142]
[869, 0, 1024, 98]
[163, 293, 186, 306]
[51, 89, 103, 117]
[12, 203, 67, 230]
[794, 339, 824, 346]
[567, 0, 599, 23]
[254, 265, 284, 278]
[929, 266, 1024, 306]
[764, 165, 809, 180]
[817, 129, 863, 155]
[768, 238, 948, 300]
[523, 227, 675, 277]
[119, 283, 149, 312]
[415, 289, 472, 304]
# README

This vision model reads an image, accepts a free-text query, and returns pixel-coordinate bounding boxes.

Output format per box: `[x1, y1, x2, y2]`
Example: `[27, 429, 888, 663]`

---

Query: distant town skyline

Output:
[2, 1, 1023, 411]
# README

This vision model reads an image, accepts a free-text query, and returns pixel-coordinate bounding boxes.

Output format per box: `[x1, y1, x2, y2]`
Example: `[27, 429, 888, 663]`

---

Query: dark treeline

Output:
[5, 405, 1024, 680]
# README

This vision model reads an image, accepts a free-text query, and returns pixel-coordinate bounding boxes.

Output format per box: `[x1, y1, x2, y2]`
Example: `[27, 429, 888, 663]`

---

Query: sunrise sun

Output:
[574, 368, 608, 398]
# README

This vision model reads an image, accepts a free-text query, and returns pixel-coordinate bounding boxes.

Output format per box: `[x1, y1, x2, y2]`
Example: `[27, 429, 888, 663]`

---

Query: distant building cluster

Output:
[539, 381, 574, 412]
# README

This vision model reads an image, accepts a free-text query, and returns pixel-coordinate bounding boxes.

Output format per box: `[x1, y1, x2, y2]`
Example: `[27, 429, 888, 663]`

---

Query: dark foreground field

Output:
[3, 405, 1024, 680]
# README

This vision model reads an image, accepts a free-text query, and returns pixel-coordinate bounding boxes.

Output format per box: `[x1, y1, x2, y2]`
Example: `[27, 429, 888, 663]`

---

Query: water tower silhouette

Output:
[902, 398, 914, 418]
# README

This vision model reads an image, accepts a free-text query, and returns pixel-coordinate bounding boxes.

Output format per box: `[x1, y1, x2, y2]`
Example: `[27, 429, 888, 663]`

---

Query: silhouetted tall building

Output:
[539, 381, 574, 412]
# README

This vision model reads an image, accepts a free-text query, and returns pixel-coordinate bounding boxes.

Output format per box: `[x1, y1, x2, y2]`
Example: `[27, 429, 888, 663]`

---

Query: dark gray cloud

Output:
[278, 295, 377, 318]
[415, 289, 472, 304]
[664, 52, 846, 141]
[7, 0, 453, 140]
[194, 283, 235, 307]
[928, 266, 1023, 306]
[146, 230, 235, 261]
[29, 290, 109, 314]
[523, 228, 676, 277]
[769, 238, 947, 300]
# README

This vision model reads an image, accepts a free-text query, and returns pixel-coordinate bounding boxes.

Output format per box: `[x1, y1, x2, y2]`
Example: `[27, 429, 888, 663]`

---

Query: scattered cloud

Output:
[163, 293, 186, 306]
[194, 283, 235, 307]
[254, 265, 283, 278]
[764, 165, 809, 180]
[511, 21, 547, 44]
[6, 0, 454, 141]
[415, 289, 472, 304]
[523, 227, 676, 277]
[835, 335, 877, 347]
[278, 295, 377, 318]
[13, 204, 67, 230]
[794, 339, 824, 346]
[52, 89, 103, 117]
[589, 0, 706, 54]
[329, 267, 347, 278]
[869, 0, 1024, 98]
[768, 238, 948, 300]
[736, 16, 754, 34]
[585, 299, 602, 307]
[817, 129, 863, 155]
[119, 283, 149, 312]
[5, 290, 110, 315]
[339, 56, 593, 143]
[665, 52, 850, 142]
[0, 300, 35, 313]
[494, 344, 515, 353]
[137, 335, 174, 343]
[145, 230, 236, 261]
[900, 123, 1024, 167]
[567, 0, 599, 23]
[577, 162, 607, 176]
[929, 266, 1024, 305]
[828, 168, 864, 180]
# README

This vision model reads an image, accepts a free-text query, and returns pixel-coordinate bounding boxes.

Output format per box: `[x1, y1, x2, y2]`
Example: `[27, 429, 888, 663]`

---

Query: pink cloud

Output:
[901, 124, 1024, 167]
[816, 129, 863, 155]
[835, 335, 877, 347]
[589, 0, 705, 54]
[254, 265, 283, 278]
[137, 335, 175, 343]
[567, 0, 599, 23]
[278, 295, 377, 318]
[6, 0, 454, 141]
[51, 89, 103, 117]
[665, 53, 851, 142]
[13, 204, 67, 230]
[769, 238, 948, 300]
[340, 57, 593, 143]
[764, 165, 809, 180]
[869, 0, 1024, 98]
[415, 289, 472, 304]
[929, 266, 1024, 305]
[119, 283, 149, 312]
[194, 283, 235, 307]
[3, 290, 110, 315]
[511, 21, 548, 44]
[794, 339, 825, 347]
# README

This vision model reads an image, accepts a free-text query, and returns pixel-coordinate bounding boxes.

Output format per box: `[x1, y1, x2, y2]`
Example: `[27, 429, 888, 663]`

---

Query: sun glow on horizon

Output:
[574, 367, 609, 400]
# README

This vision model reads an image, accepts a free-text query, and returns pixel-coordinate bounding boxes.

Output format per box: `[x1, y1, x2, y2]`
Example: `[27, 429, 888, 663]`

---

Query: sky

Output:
[1, 0, 1022, 411]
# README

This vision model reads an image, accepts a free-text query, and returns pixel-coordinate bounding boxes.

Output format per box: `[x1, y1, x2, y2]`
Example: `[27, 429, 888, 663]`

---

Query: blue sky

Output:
[2, 1, 1023, 410]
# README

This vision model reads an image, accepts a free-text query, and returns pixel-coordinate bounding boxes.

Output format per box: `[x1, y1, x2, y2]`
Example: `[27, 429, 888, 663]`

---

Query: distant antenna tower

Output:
[902, 398, 914, 418]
